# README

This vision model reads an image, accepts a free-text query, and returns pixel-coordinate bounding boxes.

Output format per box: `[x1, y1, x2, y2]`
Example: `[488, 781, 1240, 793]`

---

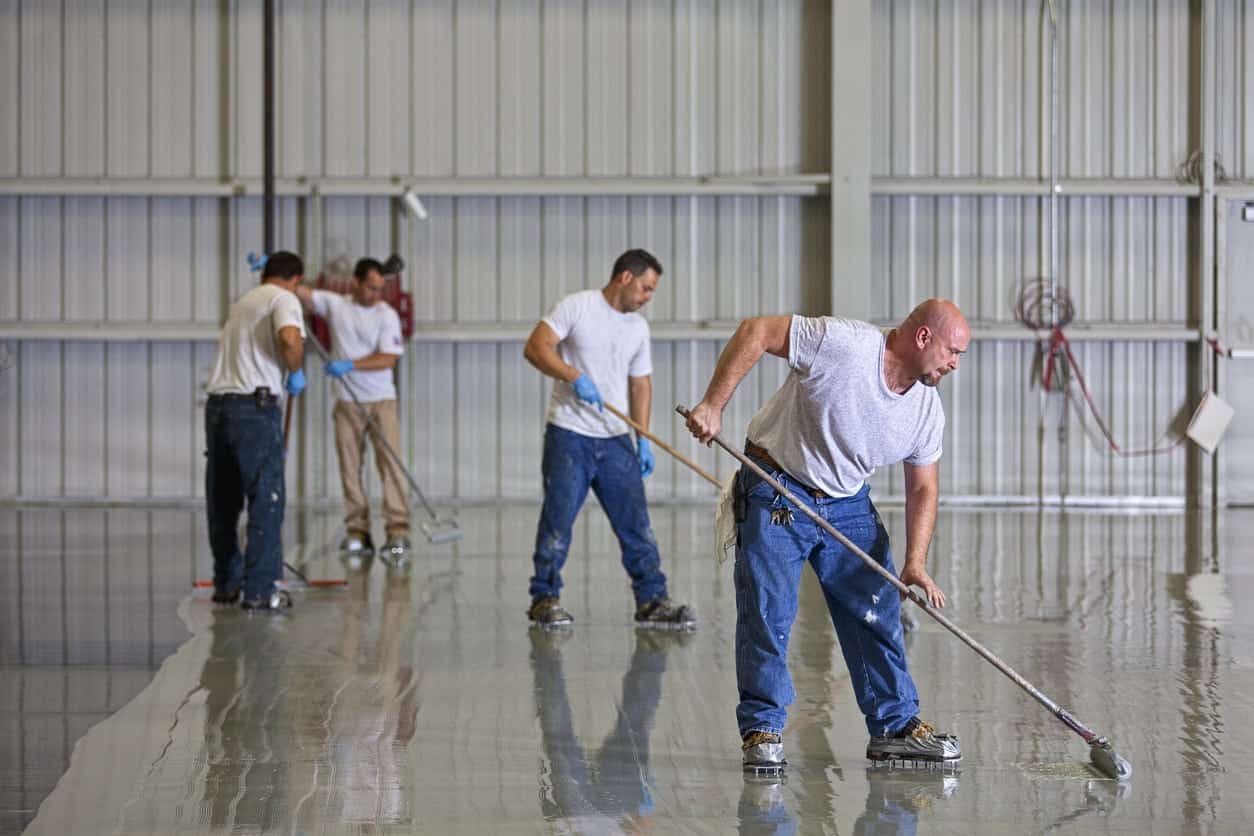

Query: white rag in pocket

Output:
[714, 470, 738, 566]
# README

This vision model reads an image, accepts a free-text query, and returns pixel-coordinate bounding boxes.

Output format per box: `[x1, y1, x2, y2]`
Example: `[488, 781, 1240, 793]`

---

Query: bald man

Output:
[685, 300, 970, 774]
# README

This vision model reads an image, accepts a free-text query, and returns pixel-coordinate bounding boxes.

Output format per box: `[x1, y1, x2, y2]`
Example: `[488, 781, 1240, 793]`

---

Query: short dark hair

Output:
[353, 257, 386, 281]
[261, 251, 304, 281]
[611, 248, 663, 281]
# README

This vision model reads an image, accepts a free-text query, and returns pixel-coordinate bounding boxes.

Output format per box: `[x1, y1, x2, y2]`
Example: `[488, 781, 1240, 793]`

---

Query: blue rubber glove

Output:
[325, 359, 354, 378]
[637, 437, 655, 478]
[571, 373, 603, 412]
[285, 368, 306, 396]
[246, 251, 268, 273]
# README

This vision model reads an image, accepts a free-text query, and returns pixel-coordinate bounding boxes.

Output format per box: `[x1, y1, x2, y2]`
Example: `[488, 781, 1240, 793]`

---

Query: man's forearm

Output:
[524, 343, 578, 383]
[902, 485, 938, 568]
[280, 342, 303, 372]
[350, 352, 399, 372]
[629, 378, 652, 432]
[701, 320, 770, 409]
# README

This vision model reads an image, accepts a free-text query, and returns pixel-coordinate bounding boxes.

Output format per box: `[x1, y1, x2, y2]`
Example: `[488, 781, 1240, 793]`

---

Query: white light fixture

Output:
[401, 188, 429, 221]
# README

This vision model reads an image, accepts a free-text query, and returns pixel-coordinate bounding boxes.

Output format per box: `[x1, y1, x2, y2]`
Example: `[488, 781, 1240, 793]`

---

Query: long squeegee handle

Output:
[675, 403, 1102, 746]
[307, 331, 442, 522]
[602, 402, 721, 489]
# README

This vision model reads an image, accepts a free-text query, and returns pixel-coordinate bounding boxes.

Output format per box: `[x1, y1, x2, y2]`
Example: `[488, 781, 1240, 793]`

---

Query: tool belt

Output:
[744, 440, 829, 500]
[208, 387, 278, 406]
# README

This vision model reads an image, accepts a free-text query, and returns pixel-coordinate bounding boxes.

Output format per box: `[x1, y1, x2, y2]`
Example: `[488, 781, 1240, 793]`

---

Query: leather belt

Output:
[744, 441, 829, 500]
[208, 387, 278, 405]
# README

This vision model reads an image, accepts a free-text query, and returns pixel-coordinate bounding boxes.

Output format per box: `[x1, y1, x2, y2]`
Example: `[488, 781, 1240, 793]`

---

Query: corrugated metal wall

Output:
[0, 0, 1243, 503]
[0, 0, 832, 503]
[868, 0, 1194, 500]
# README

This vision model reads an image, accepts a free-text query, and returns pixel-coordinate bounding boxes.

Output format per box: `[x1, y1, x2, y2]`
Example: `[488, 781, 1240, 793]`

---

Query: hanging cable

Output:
[1014, 279, 1227, 458]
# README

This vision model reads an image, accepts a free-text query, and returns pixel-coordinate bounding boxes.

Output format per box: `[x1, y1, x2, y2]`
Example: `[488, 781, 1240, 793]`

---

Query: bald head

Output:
[902, 299, 968, 339]
[886, 298, 971, 390]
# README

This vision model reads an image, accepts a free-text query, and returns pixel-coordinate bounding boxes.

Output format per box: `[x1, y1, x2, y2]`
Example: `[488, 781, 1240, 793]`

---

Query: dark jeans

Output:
[529, 423, 667, 605]
[204, 396, 286, 600]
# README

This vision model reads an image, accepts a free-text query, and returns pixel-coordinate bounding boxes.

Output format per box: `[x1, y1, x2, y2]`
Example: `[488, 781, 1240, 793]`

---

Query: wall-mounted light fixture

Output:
[401, 188, 429, 221]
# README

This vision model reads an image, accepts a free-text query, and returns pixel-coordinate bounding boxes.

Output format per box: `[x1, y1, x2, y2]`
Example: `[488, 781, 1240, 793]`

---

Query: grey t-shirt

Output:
[745, 316, 945, 498]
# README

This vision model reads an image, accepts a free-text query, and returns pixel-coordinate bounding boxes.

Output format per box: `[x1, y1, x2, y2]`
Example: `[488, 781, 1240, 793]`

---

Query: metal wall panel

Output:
[1217, 0, 1254, 178]
[2, 0, 827, 180]
[875, 0, 1189, 179]
[869, 0, 1196, 500]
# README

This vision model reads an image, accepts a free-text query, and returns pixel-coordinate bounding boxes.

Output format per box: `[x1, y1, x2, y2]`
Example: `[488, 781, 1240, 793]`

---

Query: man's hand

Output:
[637, 438, 655, 478]
[899, 563, 945, 608]
[325, 359, 354, 378]
[285, 368, 307, 397]
[572, 373, 604, 412]
[685, 401, 722, 446]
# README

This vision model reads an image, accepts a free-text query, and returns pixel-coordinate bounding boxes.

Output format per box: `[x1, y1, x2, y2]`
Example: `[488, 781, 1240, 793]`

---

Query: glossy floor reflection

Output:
[6, 504, 1254, 833]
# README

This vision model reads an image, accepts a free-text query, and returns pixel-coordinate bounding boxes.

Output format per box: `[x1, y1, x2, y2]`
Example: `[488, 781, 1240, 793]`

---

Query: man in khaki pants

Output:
[297, 258, 409, 569]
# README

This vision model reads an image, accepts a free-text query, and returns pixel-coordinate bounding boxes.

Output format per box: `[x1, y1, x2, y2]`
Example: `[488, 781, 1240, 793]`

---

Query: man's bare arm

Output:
[899, 461, 945, 607]
[277, 325, 304, 372]
[523, 321, 580, 383]
[628, 375, 652, 433]
[685, 315, 791, 444]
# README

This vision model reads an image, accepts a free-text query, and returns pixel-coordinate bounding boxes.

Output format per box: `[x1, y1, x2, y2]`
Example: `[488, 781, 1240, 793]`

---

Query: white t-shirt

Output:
[745, 316, 945, 498]
[206, 283, 306, 398]
[311, 290, 405, 403]
[542, 289, 653, 438]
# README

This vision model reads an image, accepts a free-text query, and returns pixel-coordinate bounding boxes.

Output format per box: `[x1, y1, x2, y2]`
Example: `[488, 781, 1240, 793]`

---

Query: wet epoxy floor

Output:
[5, 504, 1254, 834]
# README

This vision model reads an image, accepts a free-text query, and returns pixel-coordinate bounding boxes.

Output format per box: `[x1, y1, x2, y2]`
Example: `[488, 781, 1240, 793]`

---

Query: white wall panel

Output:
[19, 2, 61, 177]
[19, 198, 62, 321]
[64, 0, 106, 177]
[105, 0, 150, 177]
[63, 343, 107, 497]
[192, 0, 226, 177]
[151, 1, 194, 178]
[324, 0, 366, 177]
[0, 1, 17, 177]
[19, 345, 63, 497]
[0, 346, 16, 498]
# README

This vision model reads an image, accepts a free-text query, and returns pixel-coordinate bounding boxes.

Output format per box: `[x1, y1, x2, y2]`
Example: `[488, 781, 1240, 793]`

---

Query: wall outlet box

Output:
[1185, 391, 1236, 454]
[1243, 202, 1254, 222]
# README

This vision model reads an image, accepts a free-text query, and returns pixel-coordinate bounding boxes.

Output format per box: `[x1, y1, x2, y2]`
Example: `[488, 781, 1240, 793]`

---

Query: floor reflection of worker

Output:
[737, 765, 959, 836]
[198, 612, 292, 830]
[529, 628, 689, 832]
[737, 777, 798, 836]
[333, 574, 418, 826]
[852, 766, 959, 836]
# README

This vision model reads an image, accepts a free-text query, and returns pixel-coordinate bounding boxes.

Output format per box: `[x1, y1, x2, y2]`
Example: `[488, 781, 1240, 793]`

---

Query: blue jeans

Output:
[530, 424, 667, 605]
[204, 395, 286, 600]
[734, 454, 918, 738]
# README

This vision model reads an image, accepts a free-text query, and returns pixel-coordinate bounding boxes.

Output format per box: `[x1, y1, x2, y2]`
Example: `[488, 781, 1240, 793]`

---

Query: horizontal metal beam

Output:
[0, 322, 222, 341]
[0, 493, 1189, 510]
[0, 175, 1212, 199]
[871, 177, 1200, 197]
[1216, 181, 1254, 198]
[0, 175, 831, 198]
[0, 320, 1204, 344]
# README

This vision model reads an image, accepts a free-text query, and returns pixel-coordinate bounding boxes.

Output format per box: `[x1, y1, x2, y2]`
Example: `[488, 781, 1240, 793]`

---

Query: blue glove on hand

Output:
[286, 368, 306, 396]
[571, 373, 603, 412]
[325, 359, 354, 378]
[637, 437, 655, 478]
[246, 251, 268, 273]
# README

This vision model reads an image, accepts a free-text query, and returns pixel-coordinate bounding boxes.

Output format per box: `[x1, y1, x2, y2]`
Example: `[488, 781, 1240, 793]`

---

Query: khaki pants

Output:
[333, 399, 409, 539]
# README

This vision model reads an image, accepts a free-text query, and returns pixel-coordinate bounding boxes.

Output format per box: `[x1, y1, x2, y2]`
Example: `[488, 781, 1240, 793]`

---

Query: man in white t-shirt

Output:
[295, 258, 408, 568]
[522, 249, 695, 630]
[204, 251, 307, 611]
[685, 299, 970, 774]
